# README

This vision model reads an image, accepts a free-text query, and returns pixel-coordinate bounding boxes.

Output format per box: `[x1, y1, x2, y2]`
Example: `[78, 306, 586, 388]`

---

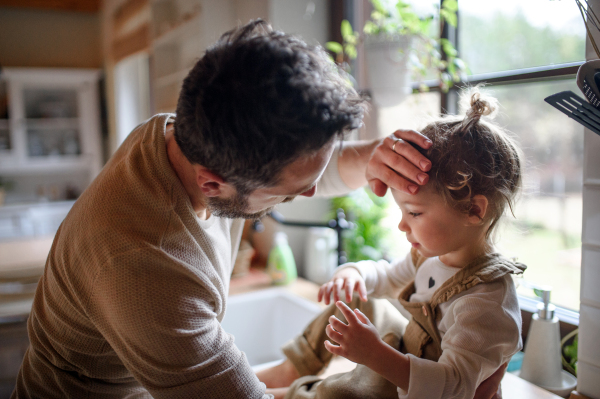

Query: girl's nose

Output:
[398, 218, 409, 233]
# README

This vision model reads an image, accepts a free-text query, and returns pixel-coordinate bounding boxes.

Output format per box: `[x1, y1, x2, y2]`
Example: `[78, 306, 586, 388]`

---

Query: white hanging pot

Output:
[364, 34, 413, 108]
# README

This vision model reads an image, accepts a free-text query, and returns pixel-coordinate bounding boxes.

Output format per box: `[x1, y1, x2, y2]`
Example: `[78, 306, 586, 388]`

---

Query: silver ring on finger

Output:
[392, 138, 404, 154]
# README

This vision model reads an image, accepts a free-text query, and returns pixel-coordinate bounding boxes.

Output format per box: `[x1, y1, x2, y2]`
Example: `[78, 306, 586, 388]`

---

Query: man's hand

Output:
[324, 301, 383, 366]
[317, 268, 368, 305]
[366, 129, 432, 196]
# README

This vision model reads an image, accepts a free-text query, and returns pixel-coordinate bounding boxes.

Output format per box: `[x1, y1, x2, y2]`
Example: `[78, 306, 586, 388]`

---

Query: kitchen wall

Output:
[578, 0, 600, 395]
[0, 7, 101, 68]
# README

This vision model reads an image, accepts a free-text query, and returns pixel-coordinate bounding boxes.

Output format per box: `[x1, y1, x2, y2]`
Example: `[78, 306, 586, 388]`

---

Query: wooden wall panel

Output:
[0, 0, 101, 13]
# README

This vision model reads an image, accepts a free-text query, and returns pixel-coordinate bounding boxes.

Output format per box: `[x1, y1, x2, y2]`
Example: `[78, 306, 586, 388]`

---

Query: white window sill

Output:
[518, 295, 580, 326]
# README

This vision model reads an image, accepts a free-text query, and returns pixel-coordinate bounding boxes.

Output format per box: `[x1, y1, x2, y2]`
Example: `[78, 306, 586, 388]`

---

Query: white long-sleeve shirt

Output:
[339, 253, 523, 399]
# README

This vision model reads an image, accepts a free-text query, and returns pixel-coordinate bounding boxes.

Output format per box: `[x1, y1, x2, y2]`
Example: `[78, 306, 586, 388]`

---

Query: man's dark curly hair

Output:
[174, 19, 366, 194]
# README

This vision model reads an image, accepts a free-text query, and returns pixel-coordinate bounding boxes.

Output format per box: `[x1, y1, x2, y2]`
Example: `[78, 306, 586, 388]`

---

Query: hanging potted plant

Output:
[327, 0, 466, 107]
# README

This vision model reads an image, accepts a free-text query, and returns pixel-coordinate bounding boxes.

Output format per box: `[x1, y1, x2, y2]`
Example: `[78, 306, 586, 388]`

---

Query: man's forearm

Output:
[337, 139, 381, 190]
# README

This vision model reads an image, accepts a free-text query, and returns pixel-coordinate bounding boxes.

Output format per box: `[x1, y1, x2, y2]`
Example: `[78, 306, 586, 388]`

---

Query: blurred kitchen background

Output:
[0, 0, 595, 396]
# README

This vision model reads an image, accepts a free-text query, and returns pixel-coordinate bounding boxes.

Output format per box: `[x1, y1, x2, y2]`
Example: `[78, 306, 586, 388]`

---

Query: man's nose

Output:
[300, 185, 317, 197]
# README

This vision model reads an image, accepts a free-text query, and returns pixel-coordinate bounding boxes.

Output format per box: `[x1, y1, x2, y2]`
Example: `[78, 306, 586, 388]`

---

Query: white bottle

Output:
[519, 288, 577, 396]
[520, 289, 562, 387]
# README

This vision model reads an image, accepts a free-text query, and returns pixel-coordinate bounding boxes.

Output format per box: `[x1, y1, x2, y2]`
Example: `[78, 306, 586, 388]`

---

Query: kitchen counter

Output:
[0, 236, 53, 276]
[231, 269, 566, 399]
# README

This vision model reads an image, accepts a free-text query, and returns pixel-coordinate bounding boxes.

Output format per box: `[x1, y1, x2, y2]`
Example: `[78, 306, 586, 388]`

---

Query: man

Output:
[12, 20, 498, 399]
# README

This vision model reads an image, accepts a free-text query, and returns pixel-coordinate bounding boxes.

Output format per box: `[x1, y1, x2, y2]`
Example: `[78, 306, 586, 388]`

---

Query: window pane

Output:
[377, 92, 440, 259]
[459, 0, 585, 75]
[377, 91, 440, 135]
[489, 80, 583, 311]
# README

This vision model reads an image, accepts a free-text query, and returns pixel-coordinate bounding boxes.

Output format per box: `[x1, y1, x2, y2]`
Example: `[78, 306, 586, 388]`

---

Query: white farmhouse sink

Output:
[222, 288, 322, 369]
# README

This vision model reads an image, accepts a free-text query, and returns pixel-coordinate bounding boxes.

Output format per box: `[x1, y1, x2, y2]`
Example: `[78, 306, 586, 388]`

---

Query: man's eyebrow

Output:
[290, 182, 317, 195]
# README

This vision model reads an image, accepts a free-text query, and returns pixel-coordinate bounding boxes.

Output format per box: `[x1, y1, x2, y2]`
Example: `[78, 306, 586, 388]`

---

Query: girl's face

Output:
[391, 185, 486, 266]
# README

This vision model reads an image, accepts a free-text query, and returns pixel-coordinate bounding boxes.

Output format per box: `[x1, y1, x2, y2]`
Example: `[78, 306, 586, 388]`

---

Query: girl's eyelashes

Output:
[408, 212, 422, 217]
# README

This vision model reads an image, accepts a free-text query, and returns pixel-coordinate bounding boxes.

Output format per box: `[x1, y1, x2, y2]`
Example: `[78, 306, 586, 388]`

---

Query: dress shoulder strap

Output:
[410, 247, 428, 271]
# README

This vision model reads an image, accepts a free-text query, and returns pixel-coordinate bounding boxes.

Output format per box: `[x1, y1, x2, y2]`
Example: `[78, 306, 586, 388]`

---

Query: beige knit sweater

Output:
[13, 114, 300, 398]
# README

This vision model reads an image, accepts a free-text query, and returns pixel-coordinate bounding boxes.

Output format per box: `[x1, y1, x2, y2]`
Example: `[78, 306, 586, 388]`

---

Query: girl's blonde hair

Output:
[417, 86, 522, 238]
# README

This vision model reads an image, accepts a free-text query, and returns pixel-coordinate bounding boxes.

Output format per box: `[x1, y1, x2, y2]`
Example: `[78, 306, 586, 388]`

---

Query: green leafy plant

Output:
[562, 329, 578, 376]
[326, 0, 467, 92]
[331, 188, 390, 262]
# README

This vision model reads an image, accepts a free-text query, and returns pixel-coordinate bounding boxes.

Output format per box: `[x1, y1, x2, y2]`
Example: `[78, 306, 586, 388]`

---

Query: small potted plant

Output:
[327, 0, 466, 107]
[0, 176, 14, 206]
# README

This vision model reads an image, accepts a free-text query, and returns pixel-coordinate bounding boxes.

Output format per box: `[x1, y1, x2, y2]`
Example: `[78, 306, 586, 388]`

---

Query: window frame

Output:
[439, 0, 583, 326]
[330, 0, 583, 327]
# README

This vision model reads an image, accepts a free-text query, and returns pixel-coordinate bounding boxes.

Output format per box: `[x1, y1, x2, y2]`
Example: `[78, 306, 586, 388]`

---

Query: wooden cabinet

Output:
[0, 68, 103, 203]
[149, 0, 231, 113]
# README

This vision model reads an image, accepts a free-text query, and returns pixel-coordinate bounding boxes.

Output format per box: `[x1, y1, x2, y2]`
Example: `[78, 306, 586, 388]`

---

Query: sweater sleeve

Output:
[316, 145, 354, 198]
[88, 249, 272, 399]
[397, 280, 522, 399]
[337, 253, 416, 298]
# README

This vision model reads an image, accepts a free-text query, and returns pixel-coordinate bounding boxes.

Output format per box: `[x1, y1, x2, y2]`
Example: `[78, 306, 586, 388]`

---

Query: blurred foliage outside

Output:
[331, 188, 391, 262]
[459, 6, 584, 75]
[341, 3, 585, 310]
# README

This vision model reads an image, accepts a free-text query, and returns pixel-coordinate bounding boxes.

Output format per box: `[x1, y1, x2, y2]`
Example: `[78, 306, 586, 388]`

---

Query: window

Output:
[375, 0, 586, 312]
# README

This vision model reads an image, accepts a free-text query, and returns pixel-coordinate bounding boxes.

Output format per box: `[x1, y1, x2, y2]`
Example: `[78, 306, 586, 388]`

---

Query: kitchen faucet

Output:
[251, 208, 355, 266]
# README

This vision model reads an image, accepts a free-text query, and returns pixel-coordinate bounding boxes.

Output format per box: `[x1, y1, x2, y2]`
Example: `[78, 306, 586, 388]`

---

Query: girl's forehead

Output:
[390, 184, 437, 205]
[391, 184, 443, 206]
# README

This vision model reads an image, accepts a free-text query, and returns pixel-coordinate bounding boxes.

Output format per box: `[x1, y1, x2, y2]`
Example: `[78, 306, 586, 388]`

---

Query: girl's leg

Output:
[278, 297, 408, 399]
[256, 359, 301, 388]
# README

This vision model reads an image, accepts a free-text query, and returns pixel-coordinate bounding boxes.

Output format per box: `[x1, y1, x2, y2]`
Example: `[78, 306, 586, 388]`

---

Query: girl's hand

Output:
[317, 268, 367, 305]
[324, 301, 383, 367]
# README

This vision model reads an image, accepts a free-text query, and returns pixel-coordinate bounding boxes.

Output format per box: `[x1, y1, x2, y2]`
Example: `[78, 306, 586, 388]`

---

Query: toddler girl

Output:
[261, 88, 526, 399]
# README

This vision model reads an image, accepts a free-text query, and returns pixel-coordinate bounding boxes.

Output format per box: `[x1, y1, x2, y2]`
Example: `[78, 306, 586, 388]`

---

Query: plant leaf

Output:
[442, 0, 458, 13]
[344, 44, 357, 59]
[341, 19, 354, 39]
[326, 41, 344, 54]
[370, 0, 386, 14]
[440, 9, 457, 27]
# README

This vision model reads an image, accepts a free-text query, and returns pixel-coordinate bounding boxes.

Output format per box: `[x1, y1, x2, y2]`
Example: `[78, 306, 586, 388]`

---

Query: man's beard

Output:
[207, 192, 297, 220]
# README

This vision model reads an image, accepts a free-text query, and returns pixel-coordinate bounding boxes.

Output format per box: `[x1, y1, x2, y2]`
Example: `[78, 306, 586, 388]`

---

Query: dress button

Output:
[422, 306, 428, 316]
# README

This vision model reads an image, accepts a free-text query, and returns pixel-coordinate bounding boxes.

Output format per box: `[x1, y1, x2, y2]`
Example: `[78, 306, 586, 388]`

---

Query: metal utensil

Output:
[576, 59, 600, 109]
[544, 90, 600, 136]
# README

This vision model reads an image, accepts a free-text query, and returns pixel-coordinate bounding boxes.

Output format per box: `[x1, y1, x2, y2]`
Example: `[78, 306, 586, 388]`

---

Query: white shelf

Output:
[25, 118, 80, 130]
[0, 156, 91, 175]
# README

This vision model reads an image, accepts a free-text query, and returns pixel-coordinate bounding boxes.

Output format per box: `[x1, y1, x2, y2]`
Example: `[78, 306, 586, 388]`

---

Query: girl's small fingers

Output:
[329, 315, 348, 332]
[324, 340, 342, 356]
[355, 280, 368, 302]
[335, 301, 358, 324]
[334, 279, 343, 303]
[354, 309, 372, 325]
[325, 325, 344, 344]
[324, 281, 334, 305]
[317, 285, 326, 302]
[344, 279, 354, 302]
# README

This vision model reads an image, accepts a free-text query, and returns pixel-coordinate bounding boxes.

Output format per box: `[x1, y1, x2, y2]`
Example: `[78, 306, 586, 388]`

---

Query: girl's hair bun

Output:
[460, 85, 499, 122]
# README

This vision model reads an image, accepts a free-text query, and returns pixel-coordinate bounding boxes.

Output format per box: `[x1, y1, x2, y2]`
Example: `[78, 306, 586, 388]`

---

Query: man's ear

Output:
[194, 167, 226, 197]
[468, 195, 489, 224]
